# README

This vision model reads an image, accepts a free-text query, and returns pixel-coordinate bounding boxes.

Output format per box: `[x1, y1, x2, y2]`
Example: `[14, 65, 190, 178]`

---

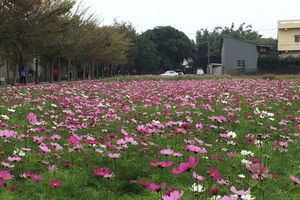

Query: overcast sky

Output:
[80, 0, 300, 40]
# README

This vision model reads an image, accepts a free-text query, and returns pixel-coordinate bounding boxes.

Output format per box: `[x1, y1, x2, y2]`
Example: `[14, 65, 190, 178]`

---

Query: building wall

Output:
[278, 29, 300, 51]
[222, 38, 258, 74]
[278, 20, 300, 57]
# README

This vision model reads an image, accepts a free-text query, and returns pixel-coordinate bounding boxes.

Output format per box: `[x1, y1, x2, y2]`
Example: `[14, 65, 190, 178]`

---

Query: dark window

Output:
[237, 60, 246, 68]
[295, 35, 300, 42]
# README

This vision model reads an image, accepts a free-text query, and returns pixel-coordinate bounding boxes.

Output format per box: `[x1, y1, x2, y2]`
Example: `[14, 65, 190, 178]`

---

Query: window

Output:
[295, 35, 300, 42]
[237, 60, 246, 68]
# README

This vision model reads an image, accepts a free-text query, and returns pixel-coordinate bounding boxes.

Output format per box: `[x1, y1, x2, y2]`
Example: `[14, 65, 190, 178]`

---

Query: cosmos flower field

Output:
[0, 78, 300, 200]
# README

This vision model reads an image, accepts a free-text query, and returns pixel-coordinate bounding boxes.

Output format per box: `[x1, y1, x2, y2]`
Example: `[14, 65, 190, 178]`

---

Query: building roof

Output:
[278, 20, 300, 29]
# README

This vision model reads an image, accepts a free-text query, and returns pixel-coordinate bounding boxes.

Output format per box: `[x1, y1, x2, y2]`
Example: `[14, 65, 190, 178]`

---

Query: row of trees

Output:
[0, 0, 131, 85]
[0, 0, 281, 85]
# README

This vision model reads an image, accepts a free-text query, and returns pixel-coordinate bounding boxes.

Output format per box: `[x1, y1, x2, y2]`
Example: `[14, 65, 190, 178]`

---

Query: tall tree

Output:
[143, 26, 194, 71]
[0, 0, 75, 84]
[134, 35, 160, 74]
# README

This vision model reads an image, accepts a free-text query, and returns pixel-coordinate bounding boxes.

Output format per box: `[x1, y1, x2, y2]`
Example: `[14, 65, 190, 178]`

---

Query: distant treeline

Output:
[0, 0, 295, 85]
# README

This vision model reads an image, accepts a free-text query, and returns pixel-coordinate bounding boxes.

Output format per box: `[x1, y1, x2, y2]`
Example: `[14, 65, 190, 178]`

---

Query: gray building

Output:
[221, 37, 258, 74]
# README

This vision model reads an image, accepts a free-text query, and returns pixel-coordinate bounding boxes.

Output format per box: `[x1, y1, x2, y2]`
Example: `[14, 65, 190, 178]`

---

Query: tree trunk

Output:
[50, 57, 54, 83]
[83, 60, 86, 80]
[58, 56, 61, 82]
[96, 62, 99, 79]
[101, 65, 104, 78]
[35, 56, 40, 84]
[6, 54, 10, 85]
[91, 60, 94, 80]
[67, 58, 71, 81]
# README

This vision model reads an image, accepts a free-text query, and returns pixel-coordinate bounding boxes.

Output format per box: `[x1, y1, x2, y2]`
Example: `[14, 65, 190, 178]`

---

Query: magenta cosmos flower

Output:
[49, 180, 61, 187]
[0, 170, 13, 180]
[209, 167, 222, 181]
[172, 156, 198, 175]
[94, 168, 114, 179]
[162, 189, 184, 200]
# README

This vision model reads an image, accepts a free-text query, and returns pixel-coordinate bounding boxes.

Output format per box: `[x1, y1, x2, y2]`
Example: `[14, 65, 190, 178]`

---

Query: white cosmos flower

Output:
[228, 131, 237, 138]
[191, 183, 205, 193]
[240, 150, 254, 157]
[1, 115, 9, 120]
[7, 108, 15, 112]
[255, 140, 263, 145]
[221, 148, 228, 152]
[241, 159, 252, 165]
[210, 195, 222, 200]
[233, 194, 255, 200]
[238, 174, 246, 179]
[13, 149, 26, 157]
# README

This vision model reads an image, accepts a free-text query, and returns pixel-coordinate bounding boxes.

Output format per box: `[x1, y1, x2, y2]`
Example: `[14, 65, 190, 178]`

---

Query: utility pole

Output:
[207, 41, 210, 65]
[207, 41, 211, 74]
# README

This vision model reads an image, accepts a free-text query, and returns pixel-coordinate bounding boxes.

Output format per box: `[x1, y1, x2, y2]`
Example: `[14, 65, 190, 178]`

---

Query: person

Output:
[19, 66, 27, 84]
[53, 67, 59, 81]
[28, 68, 34, 83]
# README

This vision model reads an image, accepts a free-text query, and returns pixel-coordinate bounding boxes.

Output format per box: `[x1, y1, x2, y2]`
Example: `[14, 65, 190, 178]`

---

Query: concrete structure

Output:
[0, 54, 13, 85]
[207, 63, 222, 75]
[221, 37, 258, 74]
[278, 20, 300, 57]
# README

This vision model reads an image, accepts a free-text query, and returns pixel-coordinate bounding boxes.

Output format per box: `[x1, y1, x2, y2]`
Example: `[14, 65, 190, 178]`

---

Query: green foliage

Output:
[134, 35, 160, 74]
[143, 26, 194, 71]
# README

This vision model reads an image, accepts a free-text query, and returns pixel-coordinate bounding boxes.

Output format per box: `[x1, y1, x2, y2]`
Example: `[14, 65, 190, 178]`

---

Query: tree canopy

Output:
[143, 26, 194, 71]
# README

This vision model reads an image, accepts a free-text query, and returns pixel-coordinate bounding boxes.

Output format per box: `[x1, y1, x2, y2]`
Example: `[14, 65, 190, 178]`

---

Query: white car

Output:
[196, 69, 204, 75]
[160, 71, 179, 76]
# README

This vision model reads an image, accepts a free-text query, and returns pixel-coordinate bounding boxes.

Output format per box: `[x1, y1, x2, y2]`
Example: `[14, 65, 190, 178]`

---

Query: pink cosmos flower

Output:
[150, 161, 173, 168]
[230, 186, 250, 196]
[246, 163, 269, 180]
[94, 168, 114, 179]
[162, 189, 184, 200]
[0, 130, 17, 138]
[193, 172, 204, 181]
[172, 156, 198, 175]
[140, 181, 166, 192]
[227, 152, 237, 157]
[185, 144, 207, 154]
[195, 122, 203, 129]
[160, 149, 174, 155]
[8, 156, 21, 162]
[173, 152, 183, 157]
[108, 153, 121, 159]
[290, 175, 300, 185]
[0, 170, 13, 180]
[31, 174, 43, 182]
[27, 112, 38, 125]
[276, 141, 288, 148]
[148, 183, 160, 192]
[49, 180, 61, 187]
[220, 195, 238, 200]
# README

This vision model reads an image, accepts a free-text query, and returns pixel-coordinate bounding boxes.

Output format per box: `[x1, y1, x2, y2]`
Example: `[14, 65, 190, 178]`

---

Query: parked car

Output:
[175, 69, 184, 76]
[196, 68, 204, 75]
[160, 71, 179, 76]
